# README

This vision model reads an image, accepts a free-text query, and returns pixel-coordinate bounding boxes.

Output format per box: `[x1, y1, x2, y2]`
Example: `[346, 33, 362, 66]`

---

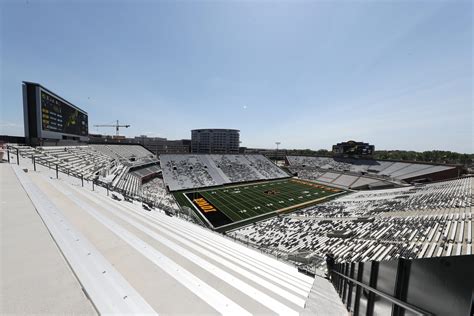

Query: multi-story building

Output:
[191, 129, 240, 154]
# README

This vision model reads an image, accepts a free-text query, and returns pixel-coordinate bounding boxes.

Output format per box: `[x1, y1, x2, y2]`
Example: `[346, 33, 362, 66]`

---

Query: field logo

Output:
[193, 197, 217, 213]
[264, 189, 279, 196]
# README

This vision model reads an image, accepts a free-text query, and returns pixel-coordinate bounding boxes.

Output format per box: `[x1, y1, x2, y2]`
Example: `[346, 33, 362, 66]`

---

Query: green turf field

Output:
[173, 178, 345, 230]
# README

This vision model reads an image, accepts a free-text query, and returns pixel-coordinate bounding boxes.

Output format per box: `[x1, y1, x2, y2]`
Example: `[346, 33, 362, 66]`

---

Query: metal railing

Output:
[330, 260, 434, 316]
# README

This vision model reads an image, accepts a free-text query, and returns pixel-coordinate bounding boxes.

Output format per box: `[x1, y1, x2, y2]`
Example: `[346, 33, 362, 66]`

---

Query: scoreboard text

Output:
[41, 91, 88, 136]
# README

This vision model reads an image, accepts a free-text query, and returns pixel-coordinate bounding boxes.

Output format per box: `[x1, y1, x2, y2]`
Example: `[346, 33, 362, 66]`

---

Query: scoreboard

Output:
[23, 82, 89, 144]
[333, 141, 375, 158]
[40, 91, 88, 136]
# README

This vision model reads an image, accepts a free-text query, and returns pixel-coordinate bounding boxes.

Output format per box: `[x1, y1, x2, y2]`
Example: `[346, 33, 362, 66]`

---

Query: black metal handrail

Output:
[331, 270, 434, 316]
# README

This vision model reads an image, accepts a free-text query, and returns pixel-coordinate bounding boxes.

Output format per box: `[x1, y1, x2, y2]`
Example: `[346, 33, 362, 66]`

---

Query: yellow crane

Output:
[93, 120, 130, 136]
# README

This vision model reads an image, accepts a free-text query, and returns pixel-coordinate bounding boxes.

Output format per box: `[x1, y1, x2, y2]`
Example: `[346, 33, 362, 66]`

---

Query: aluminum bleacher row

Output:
[288, 167, 398, 190]
[6, 162, 350, 315]
[11, 145, 116, 180]
[160, 154, 289, 191]
[8, 144, 172, 209]
[228, 176, 474, 265]
[90, 144, 154, 161]
[141, 177, 180, 212]
[287, 155, 457, 184]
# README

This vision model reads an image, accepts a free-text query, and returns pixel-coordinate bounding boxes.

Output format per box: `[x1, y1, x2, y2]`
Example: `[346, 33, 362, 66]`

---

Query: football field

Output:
[173, 178, 345, 230]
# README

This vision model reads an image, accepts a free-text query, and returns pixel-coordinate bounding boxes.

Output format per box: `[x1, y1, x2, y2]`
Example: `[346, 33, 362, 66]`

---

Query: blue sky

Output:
[1, 0, 472, 152]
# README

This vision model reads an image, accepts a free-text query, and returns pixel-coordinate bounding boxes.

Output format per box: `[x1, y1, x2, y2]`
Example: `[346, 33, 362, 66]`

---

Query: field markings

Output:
[178, 179, 345, 229]
[201, 191, 249, 221]
[182, 192, 215, 228]
[209, 180, 338, 221]
[203, 189, 261, 220]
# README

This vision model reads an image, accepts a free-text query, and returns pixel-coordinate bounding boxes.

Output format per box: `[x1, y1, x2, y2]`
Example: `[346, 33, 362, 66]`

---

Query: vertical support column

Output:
[336, 265, 342, 294]
[366, 261, 379, 316]
[107, 184, 109, 196]
[56, 164, 59, 179]
[81, 174, 84, 187]
[354, 262, 364, 316]
[347, 262, 355, 310]
[16, 148, 19, 165]
[392, 258, 411, 316]
[33, 156, 36, 171]
[342, 263, 350, 303]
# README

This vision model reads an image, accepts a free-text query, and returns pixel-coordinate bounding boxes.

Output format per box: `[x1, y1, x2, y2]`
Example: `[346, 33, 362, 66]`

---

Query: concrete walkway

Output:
[302, 276, 349, 316]
[0, 163, 96, 314]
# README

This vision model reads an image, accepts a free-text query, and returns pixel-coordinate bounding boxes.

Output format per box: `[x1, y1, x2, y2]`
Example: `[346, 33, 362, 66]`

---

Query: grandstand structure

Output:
[90, 144, 155, 163]
[2, 145, 473, 315]
[1, 158, 347, 315]
[9, 81, 471, 314]
[229, 176, 473, 265]
[287, 155, 460, 189]
[161, 154, 289, 191]
[6, 144, 177, 211]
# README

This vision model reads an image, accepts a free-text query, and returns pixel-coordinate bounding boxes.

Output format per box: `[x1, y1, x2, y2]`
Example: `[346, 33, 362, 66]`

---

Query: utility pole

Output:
[275, 142, 281, 165]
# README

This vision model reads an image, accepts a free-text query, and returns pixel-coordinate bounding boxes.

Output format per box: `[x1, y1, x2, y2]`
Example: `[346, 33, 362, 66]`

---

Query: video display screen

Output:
[40, 91, 88, 136]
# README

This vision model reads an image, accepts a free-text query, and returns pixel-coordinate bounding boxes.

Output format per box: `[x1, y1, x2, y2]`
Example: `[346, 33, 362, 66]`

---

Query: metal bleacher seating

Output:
[286, 156, 456, 188]
[160, 154, 289, 191]
[228, 176, 474, 264]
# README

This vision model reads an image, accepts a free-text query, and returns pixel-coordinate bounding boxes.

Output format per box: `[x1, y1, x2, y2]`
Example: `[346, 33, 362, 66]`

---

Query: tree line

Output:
[279, 149, 473, 166]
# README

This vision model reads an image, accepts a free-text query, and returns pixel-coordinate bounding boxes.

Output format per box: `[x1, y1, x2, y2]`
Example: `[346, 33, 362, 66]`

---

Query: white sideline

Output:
[12, 165, 157, 315]
[45, 177, 253, 316]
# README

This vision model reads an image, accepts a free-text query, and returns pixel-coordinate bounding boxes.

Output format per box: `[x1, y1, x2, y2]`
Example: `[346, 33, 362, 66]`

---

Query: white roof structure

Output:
[0, 161, 346, 315]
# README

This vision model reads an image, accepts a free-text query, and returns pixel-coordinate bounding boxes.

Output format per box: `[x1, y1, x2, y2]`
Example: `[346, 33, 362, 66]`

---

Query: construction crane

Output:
[93, 120, 130, 136]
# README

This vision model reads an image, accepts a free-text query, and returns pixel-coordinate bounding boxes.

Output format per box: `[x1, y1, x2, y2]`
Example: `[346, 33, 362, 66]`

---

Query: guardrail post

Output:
[33, 156, 36, 171]
[7, 146, 10, 163]
[354, 262, 364, 316]
[342, 263, 349, 303]
[92, 180, 95, 191]
[337, 265, 344, 296]
[367, 261, 379, 316]
[81, 175, 84, 187]
[347, 262, 355, 310]
[393, 258, 411, 316]
[107, 184, 109, 196]
[56, 164, 59, 179]
[16, 148, 19, 165]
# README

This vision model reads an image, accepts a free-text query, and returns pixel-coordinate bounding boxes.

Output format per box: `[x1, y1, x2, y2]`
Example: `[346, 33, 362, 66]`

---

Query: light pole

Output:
[275, 142, 281, 164]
